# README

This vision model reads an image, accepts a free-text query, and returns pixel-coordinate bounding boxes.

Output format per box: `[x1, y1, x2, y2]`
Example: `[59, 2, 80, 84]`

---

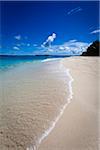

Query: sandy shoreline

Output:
[0, 59, 71, 150]
[38, 57, 99, 150]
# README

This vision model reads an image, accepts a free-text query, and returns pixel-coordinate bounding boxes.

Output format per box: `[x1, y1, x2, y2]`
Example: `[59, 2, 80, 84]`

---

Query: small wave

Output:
[41, 58, 61, 62]
[26, 61, 74, 150]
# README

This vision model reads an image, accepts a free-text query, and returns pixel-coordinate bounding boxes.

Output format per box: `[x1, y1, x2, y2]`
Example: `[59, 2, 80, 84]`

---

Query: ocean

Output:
[0, 55, 70, 71]
[0, 56, 73, 150]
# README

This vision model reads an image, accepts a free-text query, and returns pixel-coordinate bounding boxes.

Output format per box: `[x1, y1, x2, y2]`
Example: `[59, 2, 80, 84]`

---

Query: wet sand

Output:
[38, 57, 99, 150]
[0, 60, 70, 150]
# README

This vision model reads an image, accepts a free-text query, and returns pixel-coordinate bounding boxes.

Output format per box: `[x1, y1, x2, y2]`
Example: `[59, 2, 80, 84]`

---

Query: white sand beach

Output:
[0, 57, 99, 150]
[38, 57, 99, 150]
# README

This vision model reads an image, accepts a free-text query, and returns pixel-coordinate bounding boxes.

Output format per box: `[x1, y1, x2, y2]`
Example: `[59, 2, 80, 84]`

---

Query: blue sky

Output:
[0, 1, 99, 55]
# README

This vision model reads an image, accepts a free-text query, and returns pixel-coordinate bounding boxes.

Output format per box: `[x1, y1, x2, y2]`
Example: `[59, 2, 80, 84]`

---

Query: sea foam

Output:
[27, 59, 74, 150]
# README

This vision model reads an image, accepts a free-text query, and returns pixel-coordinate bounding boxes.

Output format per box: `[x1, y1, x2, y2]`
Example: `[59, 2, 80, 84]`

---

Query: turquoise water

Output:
[0, 55, 68, 71]
[0, 56, 47, 71]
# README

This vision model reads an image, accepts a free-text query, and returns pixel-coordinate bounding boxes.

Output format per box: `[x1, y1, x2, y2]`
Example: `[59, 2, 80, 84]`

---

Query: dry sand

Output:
[38, 57, 100, 150]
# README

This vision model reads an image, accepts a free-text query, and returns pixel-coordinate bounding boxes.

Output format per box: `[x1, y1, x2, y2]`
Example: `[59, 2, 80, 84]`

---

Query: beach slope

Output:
[39, 57, 99, 150]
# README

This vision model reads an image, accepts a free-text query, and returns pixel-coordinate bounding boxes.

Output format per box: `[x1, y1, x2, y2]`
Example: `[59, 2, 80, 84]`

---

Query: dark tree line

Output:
[81, 40, 100, 56]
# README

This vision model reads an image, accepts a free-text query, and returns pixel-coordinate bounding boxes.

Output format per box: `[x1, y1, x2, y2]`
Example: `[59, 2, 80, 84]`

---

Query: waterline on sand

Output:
[27, 60, 74, 150]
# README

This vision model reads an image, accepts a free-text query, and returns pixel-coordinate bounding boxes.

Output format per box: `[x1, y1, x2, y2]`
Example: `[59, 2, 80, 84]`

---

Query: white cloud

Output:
[90, 29, 100, 34]
[59, 46, 65, 50]
[14, 35, 21, 40]
[42, 33, 56, 47]
[34, 39, 91, 55]
[33, 44, 37, 46]
[39, 39, 89, 56]
[61, 40, 89, 54]
[13, 46, 20, 50]
[67, 7, 82, 15]
[67, 39, 77, 43]
[27, 43, 31, 47]
[16, 43, 31, 47]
